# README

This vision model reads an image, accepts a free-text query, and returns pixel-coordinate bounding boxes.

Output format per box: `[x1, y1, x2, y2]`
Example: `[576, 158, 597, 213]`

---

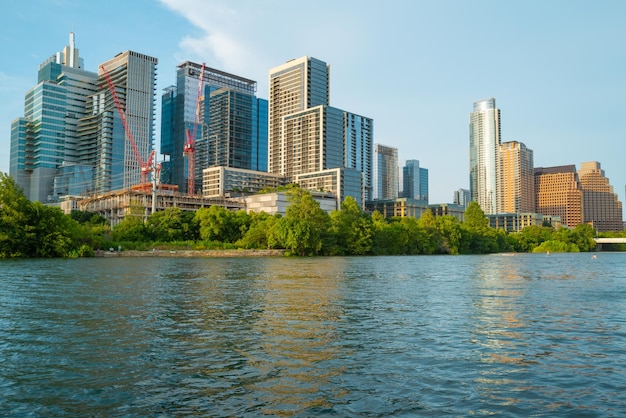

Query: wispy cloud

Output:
[159, 0, 262, 76]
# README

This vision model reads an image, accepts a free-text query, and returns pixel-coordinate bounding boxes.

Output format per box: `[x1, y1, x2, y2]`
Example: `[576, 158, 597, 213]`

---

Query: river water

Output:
[1, 253, 625, 416]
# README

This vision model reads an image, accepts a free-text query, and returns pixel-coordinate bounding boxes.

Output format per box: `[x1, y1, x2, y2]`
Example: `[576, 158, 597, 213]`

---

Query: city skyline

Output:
[1, 0, 625, 213]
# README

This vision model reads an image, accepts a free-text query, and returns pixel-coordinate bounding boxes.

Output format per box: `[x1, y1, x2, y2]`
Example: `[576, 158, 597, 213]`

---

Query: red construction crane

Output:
[100, 64, 155, 187]
[183, 62, 206, 195]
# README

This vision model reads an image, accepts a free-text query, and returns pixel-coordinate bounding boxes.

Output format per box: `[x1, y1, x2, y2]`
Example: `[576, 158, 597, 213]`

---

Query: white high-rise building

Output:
[469, 97, 501, 214]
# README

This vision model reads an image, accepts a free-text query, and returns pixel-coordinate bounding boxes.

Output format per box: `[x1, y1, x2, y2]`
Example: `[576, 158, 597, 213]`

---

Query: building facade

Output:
[373, 144, 398, 200]
[267, 56, 372, 207]
[453, 188, 471, 209]
[578, 162, 623, 232]
[268, 56, 330, 177]
[469, 97, 501, 214]
[499, 141, 535, 213]
[160, 62, 264, 194]
[10, 33, 99, 201]
[402, 159, 428, 202]
[82, 51, 158, 194]
[534, 165, 583, 228]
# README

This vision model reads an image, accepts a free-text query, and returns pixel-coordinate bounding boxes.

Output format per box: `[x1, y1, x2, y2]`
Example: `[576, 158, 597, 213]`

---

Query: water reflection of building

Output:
[247, 258, 347, 414]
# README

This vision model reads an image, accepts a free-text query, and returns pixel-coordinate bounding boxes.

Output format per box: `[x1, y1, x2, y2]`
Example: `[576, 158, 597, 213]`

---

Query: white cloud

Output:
[159, 0, 262, 76]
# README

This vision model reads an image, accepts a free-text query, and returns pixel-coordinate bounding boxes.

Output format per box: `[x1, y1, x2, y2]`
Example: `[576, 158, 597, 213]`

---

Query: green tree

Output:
[328, 196, 372, 255]
[147, 207, 198, 242]
[195, 206, 249, 243]
[0, 173, 31, 257]
[274, 188, 330, 255]
[237, 211, 279, 249]
[436, 215, 462, 255]
[417, 209, 441, 254]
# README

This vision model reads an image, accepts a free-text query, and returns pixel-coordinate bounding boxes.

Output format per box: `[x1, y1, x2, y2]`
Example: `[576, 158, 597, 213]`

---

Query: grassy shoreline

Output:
[95, 249, 286, 257]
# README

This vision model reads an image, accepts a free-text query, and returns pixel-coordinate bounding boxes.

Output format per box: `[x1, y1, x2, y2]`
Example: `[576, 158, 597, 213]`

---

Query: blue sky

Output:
[1, 0, 625, 208]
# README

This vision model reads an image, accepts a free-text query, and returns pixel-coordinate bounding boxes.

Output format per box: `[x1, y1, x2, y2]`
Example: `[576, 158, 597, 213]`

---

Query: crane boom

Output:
[100, 64, 154, 186]
[184, 62, 206, 195]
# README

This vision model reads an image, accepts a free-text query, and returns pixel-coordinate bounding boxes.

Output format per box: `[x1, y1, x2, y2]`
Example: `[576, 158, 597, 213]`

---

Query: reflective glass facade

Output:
[160, 62, 262, 194]
[469, 97, 501, 214]
[402, 159, 429, 202]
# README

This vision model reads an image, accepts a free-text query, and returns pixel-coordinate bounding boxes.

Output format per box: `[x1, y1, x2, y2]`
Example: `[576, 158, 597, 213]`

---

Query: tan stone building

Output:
[534, 165, 583, 228]
[500, 141, 535, 213]
[578, 162, 623, 232]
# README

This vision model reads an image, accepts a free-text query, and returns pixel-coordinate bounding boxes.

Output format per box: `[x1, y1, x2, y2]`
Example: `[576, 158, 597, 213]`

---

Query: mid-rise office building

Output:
[469, 98, 501, 214]
[500, 141, 534, 213]
[578, 162, 622, 232]
[534, 165, 583, 228]
[402, 159, 428, 202]
[373, 144, 398, 200]
[160, 62, 265, 194]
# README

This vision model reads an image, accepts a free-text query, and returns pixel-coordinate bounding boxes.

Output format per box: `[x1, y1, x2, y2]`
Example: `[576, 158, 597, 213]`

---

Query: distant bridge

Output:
[594, 238, 626, 244]
[593, 237, 626, 250]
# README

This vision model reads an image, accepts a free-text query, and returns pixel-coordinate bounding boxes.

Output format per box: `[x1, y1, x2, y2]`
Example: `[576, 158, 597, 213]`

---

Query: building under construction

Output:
[61, 186, 244, 226]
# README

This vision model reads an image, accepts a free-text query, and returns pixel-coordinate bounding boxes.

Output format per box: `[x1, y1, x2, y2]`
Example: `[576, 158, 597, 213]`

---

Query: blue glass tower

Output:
[160, 62, 267, 194]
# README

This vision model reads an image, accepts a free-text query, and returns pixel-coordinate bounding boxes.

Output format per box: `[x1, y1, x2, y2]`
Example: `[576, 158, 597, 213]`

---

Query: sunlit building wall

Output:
[469, 97, 501, 214]
[500, 141, 534, 213]
[534, 165, 583, 228]
[578, 161, 623, 232]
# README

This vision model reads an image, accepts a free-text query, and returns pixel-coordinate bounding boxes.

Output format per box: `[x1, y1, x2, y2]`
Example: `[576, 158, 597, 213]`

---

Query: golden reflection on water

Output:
[246, 258, 348, 415]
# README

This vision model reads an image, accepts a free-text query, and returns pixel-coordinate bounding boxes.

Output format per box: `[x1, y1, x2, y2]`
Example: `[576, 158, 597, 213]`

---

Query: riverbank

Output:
[95, 249, 286, 257]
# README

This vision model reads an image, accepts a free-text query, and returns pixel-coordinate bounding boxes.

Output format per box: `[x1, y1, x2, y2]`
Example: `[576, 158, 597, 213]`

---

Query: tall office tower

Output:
[578, 162, 623, 232]
[402, 159, 429, 202]
[268, 56, 330, 177]
[499, 141, 534, 213]
[160, 62, 262, 193]
[469, 97, 501, 214]
[10, 33, 98, 201]
[373, 144, 398, 200]
[534, 165, 583, 227]
[77, 51, 157, 194]
[453, 188, 471, 209]
[344, 112, 374, 202]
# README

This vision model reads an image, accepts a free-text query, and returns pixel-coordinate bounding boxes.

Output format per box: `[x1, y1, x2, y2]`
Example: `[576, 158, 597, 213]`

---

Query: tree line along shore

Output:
[1, 172, 624, 258]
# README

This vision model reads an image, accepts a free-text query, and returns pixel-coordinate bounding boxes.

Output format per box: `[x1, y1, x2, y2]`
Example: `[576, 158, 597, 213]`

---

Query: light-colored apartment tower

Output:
[373, 144, 398, 200]
[578, 162, 623, 232]
[534, 165, 583, 228]
[499, 141, 535, 213]
[268, 56, 330, 178]
[469, 98, 501, 214]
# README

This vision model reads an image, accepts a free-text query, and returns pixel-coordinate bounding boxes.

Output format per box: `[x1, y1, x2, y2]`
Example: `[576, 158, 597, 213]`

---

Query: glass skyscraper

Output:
[402, 159, 428, 202]
[469, 97, 501, 214]
[10, 33, 157, 200]
[10, 33, 98, 201]
[160, 62, 265, 194]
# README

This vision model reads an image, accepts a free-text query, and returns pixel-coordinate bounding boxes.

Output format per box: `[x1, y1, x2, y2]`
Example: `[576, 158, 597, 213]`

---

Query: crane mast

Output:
[100, 64, 155, 187]
[184, 62, 206, 196]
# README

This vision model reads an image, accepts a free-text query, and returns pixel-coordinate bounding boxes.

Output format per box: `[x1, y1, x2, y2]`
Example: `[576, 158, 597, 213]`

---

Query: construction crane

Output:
[100, 64, 155, 188]
[183, 62, 206, 196]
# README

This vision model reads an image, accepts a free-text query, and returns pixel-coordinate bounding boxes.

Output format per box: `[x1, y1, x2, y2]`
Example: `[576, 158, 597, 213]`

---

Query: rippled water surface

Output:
[1, 253, 625, 416]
